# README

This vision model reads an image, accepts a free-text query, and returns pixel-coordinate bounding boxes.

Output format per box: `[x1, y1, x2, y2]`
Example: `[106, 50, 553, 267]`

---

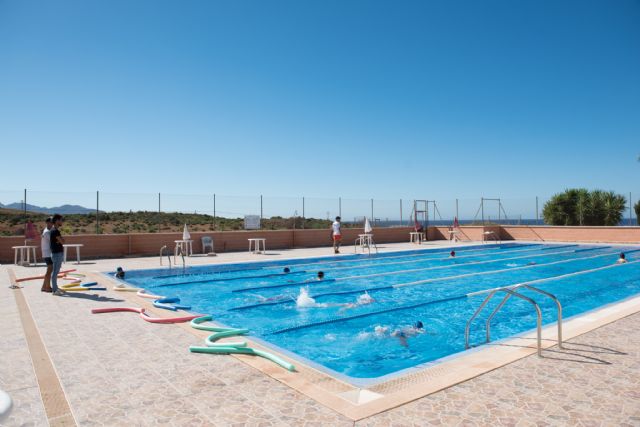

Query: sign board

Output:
[244, 215, 261, 230]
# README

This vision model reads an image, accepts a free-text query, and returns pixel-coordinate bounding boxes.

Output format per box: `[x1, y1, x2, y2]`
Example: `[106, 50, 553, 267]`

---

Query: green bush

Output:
[543, 189, 626, 226]
[635, 200, 640, 225]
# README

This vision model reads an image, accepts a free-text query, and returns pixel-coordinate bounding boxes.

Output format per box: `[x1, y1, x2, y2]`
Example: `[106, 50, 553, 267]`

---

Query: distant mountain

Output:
[0, 202, 94, 215]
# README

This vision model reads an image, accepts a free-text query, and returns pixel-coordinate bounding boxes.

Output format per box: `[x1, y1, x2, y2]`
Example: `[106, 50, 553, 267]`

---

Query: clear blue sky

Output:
[1, 0, 639, 212]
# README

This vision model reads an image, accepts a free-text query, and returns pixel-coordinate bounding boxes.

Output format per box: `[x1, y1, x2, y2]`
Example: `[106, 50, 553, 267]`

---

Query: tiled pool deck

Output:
[1, 241, 639, 426]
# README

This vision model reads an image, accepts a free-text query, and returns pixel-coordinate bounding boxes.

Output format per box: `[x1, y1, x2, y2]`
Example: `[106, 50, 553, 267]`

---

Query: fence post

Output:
[456, 199, 459, 221]
[339, 197, 342, 218]
[630, 192, 633, 226]
[213, 193, 216, 230]
[302, 197, 305, 229]
[260, 195, 263, 223]
[158, 192, 161, 233]
[371, 198, 374, 222]
[96, 191, 99, 234]
[536, 196, 539, 224]
[23, 188, 27, 216]
[400, 199, 403, 226]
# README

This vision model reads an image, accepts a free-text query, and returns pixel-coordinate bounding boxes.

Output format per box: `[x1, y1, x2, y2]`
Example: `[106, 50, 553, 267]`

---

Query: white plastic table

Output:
[482, 231, 500, 243]
[248, 238, 266, 254]
[63, 244, 84, 264]
[174, 240, 193, 262]
[12, 245, 38, 266]
[409, 232, 425, 244]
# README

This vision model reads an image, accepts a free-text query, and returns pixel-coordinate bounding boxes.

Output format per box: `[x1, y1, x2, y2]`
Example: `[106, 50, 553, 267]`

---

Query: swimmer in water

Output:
[251, 293, 290, 303]
[339, 292, 376, 312]
[374, 325, 389, 336]
[616, 253, 627, 264]
[115, 267, 125, 279]
[283, 267, 291, 273]
[449, 250, 456, 258]
[527, 261, 537, 266]
[317, 271, 325, 280]
[391, 321, 425, 347]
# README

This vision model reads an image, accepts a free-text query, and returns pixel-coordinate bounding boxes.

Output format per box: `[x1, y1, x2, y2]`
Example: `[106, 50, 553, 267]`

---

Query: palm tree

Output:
[601, 191, 626, 226]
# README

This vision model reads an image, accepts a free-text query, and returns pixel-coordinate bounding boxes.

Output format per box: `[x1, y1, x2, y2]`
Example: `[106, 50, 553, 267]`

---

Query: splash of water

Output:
[296, 287, 326, 308]
[357, 291, 374, 305]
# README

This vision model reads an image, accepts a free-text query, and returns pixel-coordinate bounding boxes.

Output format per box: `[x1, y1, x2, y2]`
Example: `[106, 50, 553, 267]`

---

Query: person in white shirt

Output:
[41, 217, 54, 293]
[331, 216, 342, 254]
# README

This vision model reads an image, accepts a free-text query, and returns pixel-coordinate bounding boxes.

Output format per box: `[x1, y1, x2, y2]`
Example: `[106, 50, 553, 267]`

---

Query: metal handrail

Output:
[520, 285, 563, 348]
[483, 284, 563, 349]
[160, 245, 171, 268]
[465, 288, 543, 356]
[180, 248, 186, 272]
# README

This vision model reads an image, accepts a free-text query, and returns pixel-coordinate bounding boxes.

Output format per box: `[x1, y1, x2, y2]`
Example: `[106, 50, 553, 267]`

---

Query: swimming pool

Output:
[118, 243, 640, 382]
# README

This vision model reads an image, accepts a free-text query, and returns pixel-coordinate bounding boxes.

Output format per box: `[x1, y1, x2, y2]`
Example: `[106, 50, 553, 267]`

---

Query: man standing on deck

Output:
[40, 217, 54, 293]
[332, 216, 342, 254]
[49, 214, 66, 295]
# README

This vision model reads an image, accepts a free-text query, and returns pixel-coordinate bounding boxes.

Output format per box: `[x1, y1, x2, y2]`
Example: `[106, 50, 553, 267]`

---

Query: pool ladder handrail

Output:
[160, 245, 172, 268]
[464, 284, 563, 357]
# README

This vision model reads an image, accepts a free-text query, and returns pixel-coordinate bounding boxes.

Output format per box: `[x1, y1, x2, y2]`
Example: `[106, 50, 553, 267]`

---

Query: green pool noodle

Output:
[189, 345, 296, 372]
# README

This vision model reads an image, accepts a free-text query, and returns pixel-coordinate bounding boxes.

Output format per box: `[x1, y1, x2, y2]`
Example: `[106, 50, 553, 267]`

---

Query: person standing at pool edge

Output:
[40, 217, 54, 293]
[49, 214, 66, 295]
[332, 216, 342, 254]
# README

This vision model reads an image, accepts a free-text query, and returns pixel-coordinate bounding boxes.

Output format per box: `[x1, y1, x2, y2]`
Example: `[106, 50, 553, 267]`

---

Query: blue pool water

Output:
[118, 243, 640, 381]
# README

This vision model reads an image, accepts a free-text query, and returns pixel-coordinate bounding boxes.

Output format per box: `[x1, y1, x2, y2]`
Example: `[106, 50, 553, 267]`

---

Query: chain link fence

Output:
[0, 190, 637, 236]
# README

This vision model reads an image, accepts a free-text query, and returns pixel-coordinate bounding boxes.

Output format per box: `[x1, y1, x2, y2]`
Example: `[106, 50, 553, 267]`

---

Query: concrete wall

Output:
[500, 225, 640, 244]
[3, 225, 639, 263]
[0, 227, 415, 263]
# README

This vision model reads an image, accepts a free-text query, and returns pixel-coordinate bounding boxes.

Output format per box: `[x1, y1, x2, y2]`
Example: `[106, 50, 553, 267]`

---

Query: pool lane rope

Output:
[258, 243, 541, 271]
[161, 245, 546, 291]
[189, 316, 295, 372]
[229, 248, 625, 312]
[155, 270, 309, 288]
[231, 246, 602, 295]
[248, 247, 623, 311]
[268, 257, 640, 335]
[316, 244, 549, 273]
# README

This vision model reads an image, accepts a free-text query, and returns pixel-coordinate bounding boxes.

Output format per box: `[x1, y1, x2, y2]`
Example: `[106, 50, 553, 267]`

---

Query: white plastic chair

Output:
[201, 236, 215, 254]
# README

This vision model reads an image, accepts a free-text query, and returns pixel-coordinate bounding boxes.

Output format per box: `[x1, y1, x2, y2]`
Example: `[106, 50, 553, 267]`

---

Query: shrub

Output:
[543, 189, 626, 226]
